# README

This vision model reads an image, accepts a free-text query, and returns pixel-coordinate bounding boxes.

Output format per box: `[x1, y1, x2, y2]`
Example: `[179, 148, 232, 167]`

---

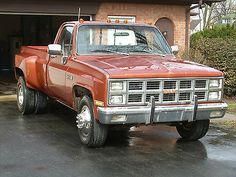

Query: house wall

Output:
[95, 3, 189, 52]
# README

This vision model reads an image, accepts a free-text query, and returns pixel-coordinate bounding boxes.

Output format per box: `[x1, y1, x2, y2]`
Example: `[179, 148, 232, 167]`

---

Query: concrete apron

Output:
[0, 95, 16, 102]
[0, 80, 16, 102]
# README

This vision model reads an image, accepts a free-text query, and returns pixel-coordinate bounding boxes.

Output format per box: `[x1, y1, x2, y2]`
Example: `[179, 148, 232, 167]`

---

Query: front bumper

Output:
[97, 102, 228, 125]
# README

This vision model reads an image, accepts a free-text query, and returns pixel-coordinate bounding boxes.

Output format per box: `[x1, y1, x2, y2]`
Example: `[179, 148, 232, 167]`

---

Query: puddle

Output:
[208, 129, 228, 136]
[208, 138, 231, 146]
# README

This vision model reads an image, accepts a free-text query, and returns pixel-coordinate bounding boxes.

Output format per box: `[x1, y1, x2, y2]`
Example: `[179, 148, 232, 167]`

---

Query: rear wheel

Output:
[176, 120, 210, 141]
[34, 91, 48, 114]
[16, 77, 35, 114]
[76, 96, 108, 147]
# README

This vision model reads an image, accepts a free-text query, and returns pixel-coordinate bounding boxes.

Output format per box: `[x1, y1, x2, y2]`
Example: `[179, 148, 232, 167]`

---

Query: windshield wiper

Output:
[90, 49, 129, 56]
[129, 49, 152, 54]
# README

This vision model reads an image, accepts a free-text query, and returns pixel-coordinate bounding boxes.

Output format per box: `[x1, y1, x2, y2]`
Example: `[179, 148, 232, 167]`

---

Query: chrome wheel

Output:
[16, 77, 35, 114]
[76, 96, 108, 147]
[76, 105, 92, 138]
[18, 85, 24, 106]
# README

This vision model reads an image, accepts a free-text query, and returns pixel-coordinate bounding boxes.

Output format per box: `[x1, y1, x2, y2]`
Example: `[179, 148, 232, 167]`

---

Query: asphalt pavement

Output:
[0, 99, 236, 177]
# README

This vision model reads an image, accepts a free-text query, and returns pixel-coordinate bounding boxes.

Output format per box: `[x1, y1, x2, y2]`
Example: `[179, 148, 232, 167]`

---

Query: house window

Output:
[222, 18, 231, 24]
[107, 16, 136, 23]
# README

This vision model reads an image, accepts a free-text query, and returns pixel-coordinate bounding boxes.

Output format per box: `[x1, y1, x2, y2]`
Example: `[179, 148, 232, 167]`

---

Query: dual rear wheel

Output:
[17, 76, 47, 115]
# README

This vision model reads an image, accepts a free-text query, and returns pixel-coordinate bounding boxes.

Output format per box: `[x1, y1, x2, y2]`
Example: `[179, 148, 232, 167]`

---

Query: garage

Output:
[0, 0, 99, 71]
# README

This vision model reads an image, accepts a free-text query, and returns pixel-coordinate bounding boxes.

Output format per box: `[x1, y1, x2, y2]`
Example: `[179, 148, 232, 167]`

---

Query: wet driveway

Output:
[0, 100, 236, 177]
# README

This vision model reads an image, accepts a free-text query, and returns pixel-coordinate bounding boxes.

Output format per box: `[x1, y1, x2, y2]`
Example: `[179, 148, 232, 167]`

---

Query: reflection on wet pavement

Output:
[0, 100, 236, 177]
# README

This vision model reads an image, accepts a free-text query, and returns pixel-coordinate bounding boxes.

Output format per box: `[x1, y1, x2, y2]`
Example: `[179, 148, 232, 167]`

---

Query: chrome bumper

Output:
[97, 102, 228, 125]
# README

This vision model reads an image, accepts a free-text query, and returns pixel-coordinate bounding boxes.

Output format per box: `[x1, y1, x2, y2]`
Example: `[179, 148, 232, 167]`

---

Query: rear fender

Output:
[16, 55, 45, 90]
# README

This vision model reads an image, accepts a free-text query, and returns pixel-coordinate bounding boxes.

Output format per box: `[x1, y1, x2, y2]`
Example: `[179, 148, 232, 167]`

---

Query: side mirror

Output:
[171, 45, 179, 55]
[48, 44, 62, 55]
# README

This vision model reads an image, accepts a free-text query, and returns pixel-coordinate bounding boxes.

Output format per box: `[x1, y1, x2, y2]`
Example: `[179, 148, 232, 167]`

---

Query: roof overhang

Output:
[79, 0, 225, 5]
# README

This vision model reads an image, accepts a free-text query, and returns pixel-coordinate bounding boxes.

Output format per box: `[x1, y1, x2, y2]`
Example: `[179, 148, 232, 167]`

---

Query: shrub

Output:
[189, 25, 236, 97]
[191, 25, 236, 46]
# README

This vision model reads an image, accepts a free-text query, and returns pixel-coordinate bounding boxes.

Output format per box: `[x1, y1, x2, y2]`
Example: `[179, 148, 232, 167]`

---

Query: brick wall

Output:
[95, 3, 189, 52]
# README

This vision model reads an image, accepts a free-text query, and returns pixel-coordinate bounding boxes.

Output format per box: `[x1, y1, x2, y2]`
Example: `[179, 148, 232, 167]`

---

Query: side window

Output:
[58, 26, 73, 57]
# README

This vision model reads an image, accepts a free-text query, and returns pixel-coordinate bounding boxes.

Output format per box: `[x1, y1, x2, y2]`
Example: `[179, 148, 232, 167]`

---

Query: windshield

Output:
[77, 25, 172, 56]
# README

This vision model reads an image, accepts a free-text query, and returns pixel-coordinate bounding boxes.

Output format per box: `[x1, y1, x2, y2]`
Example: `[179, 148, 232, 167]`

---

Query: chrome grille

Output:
[163, 93, 175, 102]
[195, 80, 207, 88]
[128, 94, 142, 103]
[108, 78, 222, 105]
[126, 79, 209, 104]
[146, 94, 159, 102]
[147, 81, 160, 90]
[195, 92, 206, 100]
[179, 92, 191, 101]
[164, 81, 176, 89]
[180, 81, 192, 89]
[129, 82, 143, 90]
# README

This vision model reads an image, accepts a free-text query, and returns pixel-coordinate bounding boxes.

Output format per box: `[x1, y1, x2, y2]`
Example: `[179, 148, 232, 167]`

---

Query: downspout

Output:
[185, 7, 190, 51]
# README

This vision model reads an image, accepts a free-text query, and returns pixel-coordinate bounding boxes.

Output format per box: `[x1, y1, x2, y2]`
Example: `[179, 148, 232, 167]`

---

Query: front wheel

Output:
[76, 96, 108, 147]
[176, 120, 210, 141]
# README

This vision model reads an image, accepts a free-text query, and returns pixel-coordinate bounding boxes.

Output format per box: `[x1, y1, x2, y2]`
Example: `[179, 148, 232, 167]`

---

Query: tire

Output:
[16, 76, 35, 114]
[176, 120, 210, 141]
[34, 91, 48, 114]
[76, 96, 108, 147]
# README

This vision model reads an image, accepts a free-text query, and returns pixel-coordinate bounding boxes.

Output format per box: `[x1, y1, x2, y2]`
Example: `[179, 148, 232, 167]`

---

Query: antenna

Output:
[78, 8, 81, 21]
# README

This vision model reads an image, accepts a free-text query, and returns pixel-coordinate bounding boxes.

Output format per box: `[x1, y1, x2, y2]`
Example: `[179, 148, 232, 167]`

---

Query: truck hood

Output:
[80, 55, 223, 78]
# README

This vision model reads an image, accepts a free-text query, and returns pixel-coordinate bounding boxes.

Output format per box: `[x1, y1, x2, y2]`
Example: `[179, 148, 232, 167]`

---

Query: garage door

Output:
[0, 0, 99, 16]
[0, 0, 98, 70]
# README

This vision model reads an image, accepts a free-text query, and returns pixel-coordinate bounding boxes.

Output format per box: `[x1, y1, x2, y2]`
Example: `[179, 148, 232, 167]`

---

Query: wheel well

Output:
[73, 85, 93, 108]
[15, 67, 24, 79]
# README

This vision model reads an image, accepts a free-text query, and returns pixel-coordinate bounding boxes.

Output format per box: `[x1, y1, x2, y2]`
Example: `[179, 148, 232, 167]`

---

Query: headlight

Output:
[209, 91, 221, 100]
[110, 82, 123, 91]
[209, 79, 221, 88]
[110, 95, 124, 104]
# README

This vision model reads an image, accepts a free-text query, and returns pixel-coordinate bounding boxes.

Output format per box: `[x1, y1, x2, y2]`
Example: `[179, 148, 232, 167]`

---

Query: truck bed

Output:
[15, 46, 49, 92]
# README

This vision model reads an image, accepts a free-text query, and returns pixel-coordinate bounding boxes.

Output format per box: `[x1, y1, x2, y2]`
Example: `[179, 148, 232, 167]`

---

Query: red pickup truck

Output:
[15, 21, 228, 147]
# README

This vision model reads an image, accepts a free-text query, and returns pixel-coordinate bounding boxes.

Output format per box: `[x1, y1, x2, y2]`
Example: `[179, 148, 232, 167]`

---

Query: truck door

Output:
[47, 25, 73, 101]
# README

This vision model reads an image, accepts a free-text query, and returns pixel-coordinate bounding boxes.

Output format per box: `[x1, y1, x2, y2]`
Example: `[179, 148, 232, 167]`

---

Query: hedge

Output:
[189, 25, 236, 97]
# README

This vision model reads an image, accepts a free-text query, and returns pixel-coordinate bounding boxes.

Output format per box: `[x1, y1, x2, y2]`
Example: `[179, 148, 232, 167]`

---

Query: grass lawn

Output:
[226, 98, 236, 115]
[211, 98, 236, 132]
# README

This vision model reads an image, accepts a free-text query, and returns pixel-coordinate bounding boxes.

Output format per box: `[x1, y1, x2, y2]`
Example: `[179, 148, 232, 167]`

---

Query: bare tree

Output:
[201, 3, 216, 29]
[212, 0, 236, 24]
[201, 0, 236, 29]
